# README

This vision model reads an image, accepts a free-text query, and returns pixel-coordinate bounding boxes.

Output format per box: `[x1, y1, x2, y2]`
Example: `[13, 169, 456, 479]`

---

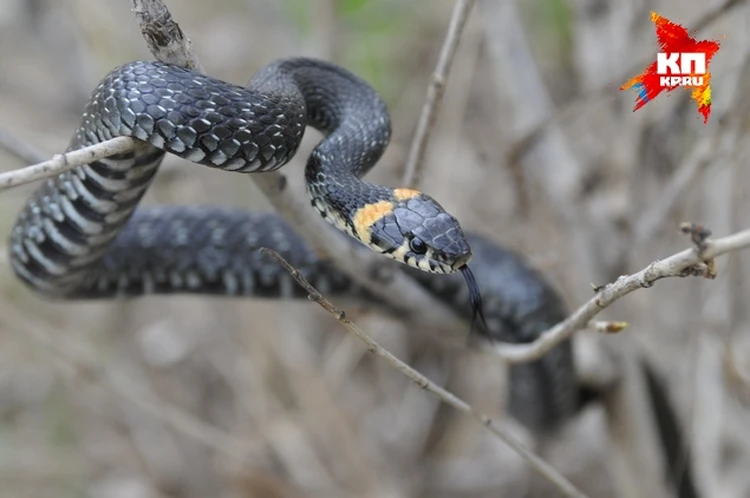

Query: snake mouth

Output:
[446, 253, 472, 274]
[460, 265, 488, 336]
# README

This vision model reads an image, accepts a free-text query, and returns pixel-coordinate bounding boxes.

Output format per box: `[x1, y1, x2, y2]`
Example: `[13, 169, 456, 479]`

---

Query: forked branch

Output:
[495, 224, 750, 363]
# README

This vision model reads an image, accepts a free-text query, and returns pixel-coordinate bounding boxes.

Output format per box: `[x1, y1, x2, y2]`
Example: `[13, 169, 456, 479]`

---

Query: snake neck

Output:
[249, 58, 394, 239]
[304, 151, 394, 241]
[248, 58, 392, 175]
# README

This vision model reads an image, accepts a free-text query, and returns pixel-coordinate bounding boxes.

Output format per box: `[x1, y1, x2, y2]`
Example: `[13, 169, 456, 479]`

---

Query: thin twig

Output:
[402, 0, 476, 188]
[494, 226, 750, 363]
[0, 137, 136, 190]
[260, 247, 589, 498]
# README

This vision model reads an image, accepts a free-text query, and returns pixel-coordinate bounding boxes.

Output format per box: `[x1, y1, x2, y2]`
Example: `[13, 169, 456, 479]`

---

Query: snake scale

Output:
[7, 58, 581, 432]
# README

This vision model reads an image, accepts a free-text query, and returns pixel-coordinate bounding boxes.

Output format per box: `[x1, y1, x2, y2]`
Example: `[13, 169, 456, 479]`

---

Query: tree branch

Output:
[131, 0, 204, 72]
[402, 0, 476, 188]
[260, 247, 589, 498]
[0, 137, 136, 190]
[494, 225, 750, 363]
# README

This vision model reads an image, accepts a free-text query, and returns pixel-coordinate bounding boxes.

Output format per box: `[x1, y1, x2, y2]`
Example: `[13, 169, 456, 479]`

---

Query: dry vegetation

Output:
[0, 0, 749, 497]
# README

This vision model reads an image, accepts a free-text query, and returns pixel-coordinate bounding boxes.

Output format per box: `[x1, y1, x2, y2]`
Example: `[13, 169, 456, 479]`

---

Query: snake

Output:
[6, 58, 581, 432]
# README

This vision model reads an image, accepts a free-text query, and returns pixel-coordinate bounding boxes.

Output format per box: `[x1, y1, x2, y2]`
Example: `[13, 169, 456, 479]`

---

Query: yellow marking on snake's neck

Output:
[393, 188, 421, 201]
[353, 200, 394, 245]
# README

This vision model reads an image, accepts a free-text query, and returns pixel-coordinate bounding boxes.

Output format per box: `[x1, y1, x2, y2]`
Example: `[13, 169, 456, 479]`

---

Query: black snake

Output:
[7, 58, 581, 432]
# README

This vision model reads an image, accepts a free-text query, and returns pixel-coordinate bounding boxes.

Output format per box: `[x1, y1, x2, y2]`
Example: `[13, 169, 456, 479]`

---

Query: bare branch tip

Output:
[402, 0, 477, 187]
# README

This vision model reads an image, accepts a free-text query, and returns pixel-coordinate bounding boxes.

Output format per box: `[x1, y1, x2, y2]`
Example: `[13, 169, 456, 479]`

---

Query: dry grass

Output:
[1, 0, 749, 497]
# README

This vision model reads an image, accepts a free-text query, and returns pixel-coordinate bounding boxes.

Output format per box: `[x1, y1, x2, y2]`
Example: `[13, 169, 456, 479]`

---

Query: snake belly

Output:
[6, 59, 579, 432]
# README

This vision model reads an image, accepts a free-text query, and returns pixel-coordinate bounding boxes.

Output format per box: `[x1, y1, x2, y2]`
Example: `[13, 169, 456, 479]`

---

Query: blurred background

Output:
[1, 0, 750, 497]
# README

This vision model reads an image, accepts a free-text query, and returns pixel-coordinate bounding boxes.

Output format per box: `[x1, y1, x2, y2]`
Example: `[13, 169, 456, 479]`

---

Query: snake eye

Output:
[409, 236, 427, 255]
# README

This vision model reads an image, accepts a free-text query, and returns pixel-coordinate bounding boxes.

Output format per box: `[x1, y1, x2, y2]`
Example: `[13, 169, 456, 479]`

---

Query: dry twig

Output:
[131, 0, 204, 72]
[402, 0, 476, 188]
[0, 136, 136, 190]
[494, 225, 750, 363]
[260, 248, 589, 498]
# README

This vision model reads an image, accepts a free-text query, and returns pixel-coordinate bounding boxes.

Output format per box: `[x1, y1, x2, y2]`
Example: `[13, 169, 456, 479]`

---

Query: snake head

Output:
[352, 188, 487, 334]
[354, 189, 472, 274]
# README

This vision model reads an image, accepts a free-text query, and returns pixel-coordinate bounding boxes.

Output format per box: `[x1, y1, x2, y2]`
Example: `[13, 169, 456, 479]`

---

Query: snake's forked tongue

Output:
[460, 265, 488, 336]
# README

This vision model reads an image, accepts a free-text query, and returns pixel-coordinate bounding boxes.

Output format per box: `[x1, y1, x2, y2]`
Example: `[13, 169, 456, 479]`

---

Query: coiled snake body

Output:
[8, 58, 579, 432]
